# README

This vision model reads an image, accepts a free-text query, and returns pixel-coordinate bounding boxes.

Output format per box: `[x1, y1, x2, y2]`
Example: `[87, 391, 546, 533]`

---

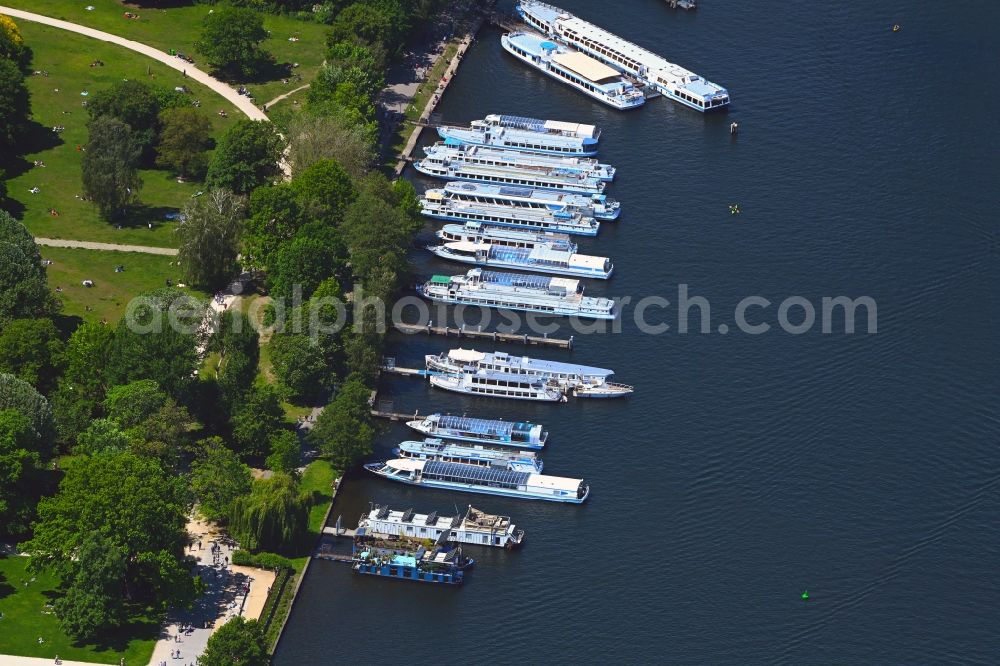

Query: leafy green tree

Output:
[0, 408, 43, 536]
[49, 323, 113, 442]
[0, 318, 64, 393]
[0, 58, 30, 150]
[0, 169, 7, 205]
[230, 384, 284, 458]
[0, 372, 55, 452]
[269, 225, 347, 301]
[228, 473, 310, 552]
[74, 418, 129, 456]
[339, 190, 415, 281]
[242, 183, 302, 271]
[103, 379, 169, 429]
[106, 288, 205, 403]
[156, 106, 212, 179]
[206, 120, 282, 195]
[290, 158, 356, 223]
[265, 429, 299, 474]
[0, 14, 32, 71]
[200, 616, 269, 666]
[286, 112, 374, 179]
[26, 451, 195, 639]
[87, 80, 162, 155]
[82, 115, 143, 220]
[190, 437, 252, 522]
[53, 532, 125, 640]
[213, 310, 260, 406]
[177, 189, 247, 289]
[307, 376, 374, 469]
[0, 211, 54, 325]
[197, 6, 271, 79]
[268, 333, 332, 403]
[327, 3, 408, 57]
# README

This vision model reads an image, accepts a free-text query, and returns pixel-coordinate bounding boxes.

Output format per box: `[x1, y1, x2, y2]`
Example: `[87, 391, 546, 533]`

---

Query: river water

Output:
[274, 1, 999, 663]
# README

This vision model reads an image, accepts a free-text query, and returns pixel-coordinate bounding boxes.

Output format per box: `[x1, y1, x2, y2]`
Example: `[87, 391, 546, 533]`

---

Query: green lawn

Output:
[301, 459, 338, 536]
[41, 246, 207, 325]
[5, 0, 329, 105]
[7, 22, 239, 247]
[0, 555, 159, 665]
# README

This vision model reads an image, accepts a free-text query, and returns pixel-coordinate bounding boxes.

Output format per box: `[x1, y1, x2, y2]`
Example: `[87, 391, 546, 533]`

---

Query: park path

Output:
[0, 657, 106, 666]
[34, 237, 179, 256]
[0, 6, 267, 122]
[264, 83, 310, 110]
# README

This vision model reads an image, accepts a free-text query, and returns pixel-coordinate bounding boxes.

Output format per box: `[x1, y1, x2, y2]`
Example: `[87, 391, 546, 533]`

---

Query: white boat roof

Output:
[448, 348, 486, 363]
[544, 119, 597, 137]
[527, 246, 572, 262]
[550, 277, 580, 291]
[551, 50, 621, 82]
[528, 473, 583, 492]
[425, 190, 444, 201]
[445, 240, 484, 253]
[566, 253, 609, 270]
[388, 458, 424, 472]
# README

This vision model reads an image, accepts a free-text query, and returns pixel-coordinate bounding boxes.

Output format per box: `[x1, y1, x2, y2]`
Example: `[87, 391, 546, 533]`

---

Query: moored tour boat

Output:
[407, 413, 548, 449]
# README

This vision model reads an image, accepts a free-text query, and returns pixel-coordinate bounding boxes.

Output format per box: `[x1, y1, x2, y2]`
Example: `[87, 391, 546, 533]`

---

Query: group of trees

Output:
[0, 14, 32, 206]
[81, 80, 213, 219]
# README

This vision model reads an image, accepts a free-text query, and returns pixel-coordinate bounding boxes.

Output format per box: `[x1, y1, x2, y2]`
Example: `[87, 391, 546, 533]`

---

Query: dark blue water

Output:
[274, 2, 1000, 663]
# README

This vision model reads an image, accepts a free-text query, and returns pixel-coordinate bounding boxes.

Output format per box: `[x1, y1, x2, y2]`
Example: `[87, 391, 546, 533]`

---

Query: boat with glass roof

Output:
[406, 413, 548, 449]
[517, 1, 730, 112]
[437, 182, 621, 221]
[501, 31, 646, 110]
[429, 370, 567, 402]
[426, 348, 633, 398]
[424, 142, 616, 181]
[428, 239, 613, 279]
[359, 503, 525, 549]
[436, 222, 577, 253]
[395, 438, 543, 473]
[417, 269, 617, 320]
[436, 114, 600, 156]
[365, 458, 590, 503]
[421, 191, 601, 236]
[414, 149, 607, 195]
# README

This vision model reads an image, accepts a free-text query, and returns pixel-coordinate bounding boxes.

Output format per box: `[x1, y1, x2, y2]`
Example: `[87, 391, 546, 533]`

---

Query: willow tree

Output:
[228, 473, 310, 552]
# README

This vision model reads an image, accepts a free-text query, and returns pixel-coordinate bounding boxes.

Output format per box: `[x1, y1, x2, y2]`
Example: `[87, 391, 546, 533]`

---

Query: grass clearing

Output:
[0, 555, 159, 665]
[301, 459, 338, 536]
[6, 22, 239, 247]
[41, 246, 207, 325]
[5, 0, 329, 105]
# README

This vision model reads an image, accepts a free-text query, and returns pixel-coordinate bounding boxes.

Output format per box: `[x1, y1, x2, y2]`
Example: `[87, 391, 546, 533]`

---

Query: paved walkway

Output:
[146, 518, 272, 666]
[0, 6, 267, 122]
[0, 657, 105, 666]
[34, 238, 179, 255]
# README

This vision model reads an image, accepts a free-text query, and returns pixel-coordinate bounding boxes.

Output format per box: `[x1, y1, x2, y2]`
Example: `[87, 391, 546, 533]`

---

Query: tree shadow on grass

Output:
[0, 570, 16, 601]
[39, 587, 162, 654]
[121, 203, 183, 233]
[1, 120, 66, 177]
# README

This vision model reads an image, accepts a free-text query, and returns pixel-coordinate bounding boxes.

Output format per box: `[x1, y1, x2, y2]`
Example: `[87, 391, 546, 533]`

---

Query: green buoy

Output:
[801, 590, 810, 601]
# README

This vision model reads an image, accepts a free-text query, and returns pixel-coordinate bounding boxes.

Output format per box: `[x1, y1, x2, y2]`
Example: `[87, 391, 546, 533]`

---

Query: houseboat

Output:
[352, 529, 472, 585]
[365, 458, 590, 503]
[427, 240, 613, 279]
[420, 191, 601, 237]
[425, 142, 616, 181]
[501, 31, 646, 111]
[406, 413, 548, 450]
[437, 222, 577, 253]
[426, 348, 633, 398]
[358, 503, 525, 549]
[395, 438, 543, 473]
[517, 1, 730, 112]
[417, 269, 617, 320]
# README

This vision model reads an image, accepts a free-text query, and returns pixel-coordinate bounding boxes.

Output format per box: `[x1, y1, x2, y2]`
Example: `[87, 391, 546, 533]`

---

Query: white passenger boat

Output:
[406, 413, 548, 450]
[501, 31, 646, 111]
[417, 269, 617, 320]
[365, 458, 590, 503]
[427, 240, 613, 279]
[429, 371, 567, 402]
[438, 182, 621, 221]
[395, 438, 543, 473]
[420, 191, 601, 237]
[437, 114, 600, 156]
[437, 222, 577, 253]
[425, 142, 616, 181]
[359, 504, 525, 549]
[517, 1, 730, 112]
[414, 149, 607, 195]
[427, 348, 633, 398]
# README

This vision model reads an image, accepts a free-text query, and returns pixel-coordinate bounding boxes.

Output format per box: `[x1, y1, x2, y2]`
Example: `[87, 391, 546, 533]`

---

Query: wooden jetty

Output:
[393, 322, 573, 349]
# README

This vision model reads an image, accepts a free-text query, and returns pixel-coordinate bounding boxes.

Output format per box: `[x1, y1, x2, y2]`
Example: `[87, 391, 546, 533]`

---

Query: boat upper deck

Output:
[481, 114, 600, 140]
[506, 32, 633, 95]
[440, 348, 615, 378]
[443, 183, 614, 209]
[427, 414, 543, 440]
